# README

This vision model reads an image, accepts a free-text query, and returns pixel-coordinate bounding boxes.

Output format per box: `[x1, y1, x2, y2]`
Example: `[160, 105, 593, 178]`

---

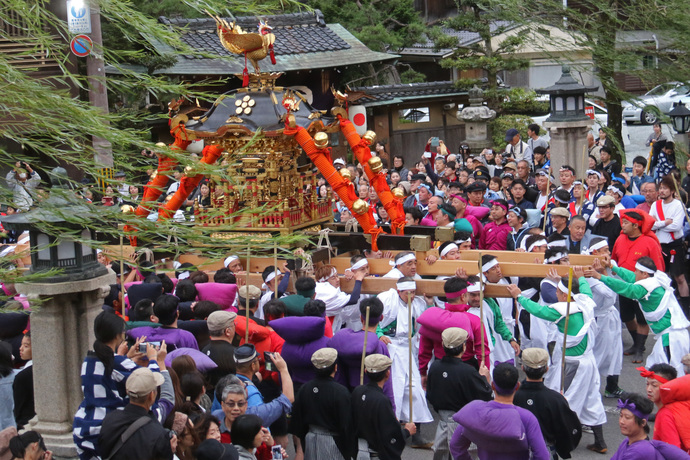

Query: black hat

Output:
[473, 169, 489, 182]
[465, 182, 486, 193]
[195, 440, 239, 460]
[410, 173, 426, 182]
[554, 189, 572, 204]
[234, 344, 258, 364]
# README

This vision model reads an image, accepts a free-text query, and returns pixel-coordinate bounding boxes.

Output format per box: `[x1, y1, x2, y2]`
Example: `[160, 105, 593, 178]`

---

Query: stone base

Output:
[28, 419, 78, 459]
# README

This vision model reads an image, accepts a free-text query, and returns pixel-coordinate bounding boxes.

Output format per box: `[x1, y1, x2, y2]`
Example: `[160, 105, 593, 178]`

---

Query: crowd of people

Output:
[3, 123, 690, 460]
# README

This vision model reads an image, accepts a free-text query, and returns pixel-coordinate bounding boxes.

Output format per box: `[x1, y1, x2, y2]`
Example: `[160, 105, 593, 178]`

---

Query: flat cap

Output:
[597, 195, 616, 207]
[442, 327, 469, 348]
[522, 347, 549, 368]
[207, 311, 237, 332]
[465, 182, 486, 193]
[238, 285, 261, 300]
[364, 354, 392, 373]
[234, 344, 258, 364]
[311, 348, 338, 369]
[550, 207, 570, 218]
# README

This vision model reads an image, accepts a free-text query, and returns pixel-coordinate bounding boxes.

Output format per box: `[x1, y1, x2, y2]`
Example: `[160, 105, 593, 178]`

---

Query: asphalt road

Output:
[622, 121, 676, 168]
[401, 331, 654, 460]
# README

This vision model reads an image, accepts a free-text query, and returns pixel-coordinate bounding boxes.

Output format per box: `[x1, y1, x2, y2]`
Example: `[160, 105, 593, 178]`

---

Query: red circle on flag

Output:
[353, 113, 366, 126]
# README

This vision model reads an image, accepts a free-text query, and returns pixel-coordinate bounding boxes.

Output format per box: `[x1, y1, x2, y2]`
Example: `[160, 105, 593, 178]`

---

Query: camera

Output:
[271, 445, 282, 460]
[139, 341, 161, 353]
[264, 351, 275, 372]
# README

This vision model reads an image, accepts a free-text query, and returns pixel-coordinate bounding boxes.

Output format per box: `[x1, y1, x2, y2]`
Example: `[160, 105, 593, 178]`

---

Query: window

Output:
[398, 107, 430, 124]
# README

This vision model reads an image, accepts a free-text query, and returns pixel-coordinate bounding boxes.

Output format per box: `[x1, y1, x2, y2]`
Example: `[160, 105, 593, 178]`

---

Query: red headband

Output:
[445, 289, 467, 299]
[621, 213, 643, 227]
[637, 366, 669, 384]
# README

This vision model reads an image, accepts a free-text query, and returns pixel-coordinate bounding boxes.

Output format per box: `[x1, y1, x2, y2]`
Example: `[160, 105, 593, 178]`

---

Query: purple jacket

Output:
[450, 400, 550, 460]
[127, 326, 199, 351]
[327, 329, 395, 408]
[269, 316, 328, 385]
[611, 439, 690, 460]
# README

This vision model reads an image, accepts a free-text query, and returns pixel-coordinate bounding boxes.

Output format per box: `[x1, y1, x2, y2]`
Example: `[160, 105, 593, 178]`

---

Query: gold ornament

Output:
[392, 187, 405, 199]
[314, 132, 329, 149]
[121, 205, 135, 213]
[368, 156, 383, 174]
[363, 130, 377, 145]
[352, 199, 369, 215]
[339, 168, 352, 180]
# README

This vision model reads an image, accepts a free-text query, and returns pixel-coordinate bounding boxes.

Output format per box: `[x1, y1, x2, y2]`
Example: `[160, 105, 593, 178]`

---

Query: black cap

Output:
[195, 440, 239, 460]
[234, 344, 258, 364]
[465, 182, 486, 193]
[410, 173, 426, 182]
[473, 169, 489, 181]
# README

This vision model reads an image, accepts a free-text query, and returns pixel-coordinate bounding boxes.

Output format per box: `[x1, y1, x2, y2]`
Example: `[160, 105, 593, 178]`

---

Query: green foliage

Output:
[489, 114, 535, 150]
[500, 88, 549, 115]
[400, 68, 426, 84]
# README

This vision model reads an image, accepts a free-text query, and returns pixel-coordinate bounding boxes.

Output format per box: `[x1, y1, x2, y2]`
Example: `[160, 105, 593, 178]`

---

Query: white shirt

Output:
[650, 198, 686, 243]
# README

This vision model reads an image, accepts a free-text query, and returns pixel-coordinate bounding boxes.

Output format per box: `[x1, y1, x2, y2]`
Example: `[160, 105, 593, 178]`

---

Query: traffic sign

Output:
[70, 34, 93, 57]
[66, 0, 92, 34]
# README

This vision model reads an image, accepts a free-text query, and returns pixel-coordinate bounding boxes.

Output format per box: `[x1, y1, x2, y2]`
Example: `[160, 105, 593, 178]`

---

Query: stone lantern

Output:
[0, 167, 113, 458]
[669, 101, 690, 157]
[536, 66, 599, 177]
[458, 85, 497, 151]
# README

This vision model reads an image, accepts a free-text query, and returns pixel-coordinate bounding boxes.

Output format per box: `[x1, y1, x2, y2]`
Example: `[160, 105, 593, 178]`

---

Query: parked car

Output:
[532, 99, 630, 146]
[622, 82, 690, 124]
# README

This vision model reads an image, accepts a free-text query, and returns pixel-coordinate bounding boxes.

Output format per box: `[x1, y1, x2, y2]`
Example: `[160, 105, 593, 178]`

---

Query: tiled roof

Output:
[351, 81, 467, 106]
[151, 11, 395, 75]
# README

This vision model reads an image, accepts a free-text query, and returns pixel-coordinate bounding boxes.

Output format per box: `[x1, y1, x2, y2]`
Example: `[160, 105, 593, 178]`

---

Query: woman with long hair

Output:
[0, 342, 15, 430]
[13, 330, 35, 430]
[231, 415, 269, 460]
[72, 311, 170, 460]
[9, 431, 52, 460]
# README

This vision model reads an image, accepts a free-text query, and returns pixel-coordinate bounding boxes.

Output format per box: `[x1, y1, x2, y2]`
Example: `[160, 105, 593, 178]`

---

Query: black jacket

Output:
[426, 356, 492, 412]
[98, 404, 173, 460]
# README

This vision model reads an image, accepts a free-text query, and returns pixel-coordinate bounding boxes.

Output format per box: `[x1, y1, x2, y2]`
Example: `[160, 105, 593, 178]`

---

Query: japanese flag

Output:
[349, 105, 367, 136]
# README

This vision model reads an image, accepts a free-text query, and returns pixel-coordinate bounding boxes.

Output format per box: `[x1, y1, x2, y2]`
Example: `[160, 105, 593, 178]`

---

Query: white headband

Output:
[178, 271, 190, 280]
[397, 281, 417, 291]
[481, 258, 499, 272]
[607, 185, 624, 197]
[466, 283, 481, 293]
[557, 281, 570, 294]
[173, 261, 182, 270]
[547, 239, 567, 248]
[350, 259, 369, 271]
[587, 169, 602, 179]
[0, 246, 15, 258]
[17, 235, 30, 245]
[527, 239, 548, 253]
[440, 243, 459, 258]
[224, 255, 239, 268]
[587, 239, 608, 254]
[544, 252, 568, 264]
[318, 267, 338, 283]
[455, 237, 471, 244]
[390, 253, 416, 267]
[264, 270, 280, 285]
[635, 262, 656, 275]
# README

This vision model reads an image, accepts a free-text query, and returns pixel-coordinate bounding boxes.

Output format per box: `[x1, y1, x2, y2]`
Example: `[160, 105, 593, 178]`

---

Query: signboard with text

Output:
[66, 0, 92, 34]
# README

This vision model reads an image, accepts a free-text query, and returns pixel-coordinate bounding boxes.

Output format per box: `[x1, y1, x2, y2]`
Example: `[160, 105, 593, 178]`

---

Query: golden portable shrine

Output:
[131, 17, 409, 250]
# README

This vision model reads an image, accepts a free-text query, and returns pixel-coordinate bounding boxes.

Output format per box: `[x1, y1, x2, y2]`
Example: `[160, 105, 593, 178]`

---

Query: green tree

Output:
[430, 0, 530, 104]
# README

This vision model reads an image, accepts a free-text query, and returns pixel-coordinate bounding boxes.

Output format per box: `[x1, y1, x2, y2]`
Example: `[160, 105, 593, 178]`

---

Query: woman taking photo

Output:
[9, 431, 52, 460]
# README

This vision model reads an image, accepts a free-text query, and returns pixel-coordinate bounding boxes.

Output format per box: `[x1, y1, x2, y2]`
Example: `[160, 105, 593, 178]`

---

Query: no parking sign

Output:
[70, 34, 93, 57]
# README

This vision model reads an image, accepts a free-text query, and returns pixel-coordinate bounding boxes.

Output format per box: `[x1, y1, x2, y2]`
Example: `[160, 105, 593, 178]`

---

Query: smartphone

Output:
[423, 151, 432, 159]
[271, 445, 282, 460]
[430, 137, 440, 147]
[264, 351, 275, 372]
[139, 343, 147, 353]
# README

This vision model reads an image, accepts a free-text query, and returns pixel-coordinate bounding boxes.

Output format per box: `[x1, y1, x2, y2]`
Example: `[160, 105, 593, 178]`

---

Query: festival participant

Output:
[352, 354, 416, 460]
[281, 277, 316, 317]
[376, 277, 433, 446]
[611, 392, 689, 459]
[585, 236, 625, 397]
[478, 199, 511, 250]
[534, 169, 553, 213]
[479, 255, 520, 364]
[650, 175, 690, 307]
[591, 195, 622, 248]
[558, 165, 576, 194]
[383, 251, 420, 279]
[507, 267, 608, 454]
[585, 170, 605, 204]
[290, 349, 353, 460]
[548, 207, 570, 237]
[569, 179, 596, 225]
[202, 311, 238, 392]
[426, 327, 491, 460]
[449, 363, 550, 460]
[434, 203, 456, 228]
[465, 277, 519, 370]
[257, 265, 290, 320]
[562, 215, 595, 254]
[224, 256, 244, 274]
[637, 181, 659, 214]
[507, 206, 530, 251]
[639, 364, 686, 449]
[588, 256, 690, 375]
[12, 331, 34, 430]
[524, 234, 548, 253]
[417, 277, 490, 378]
[128, 295, 199, 351]
[449, 194, 483, 246]
[514, 348, 582, 460]
[328, 297, 395, 404]
[509, 179, 535, 209]
[314, 264, 364, 333]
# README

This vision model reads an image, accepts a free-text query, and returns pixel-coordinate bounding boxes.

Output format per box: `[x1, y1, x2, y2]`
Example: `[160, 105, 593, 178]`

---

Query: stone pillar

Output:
[543, 119, 594, 179]
[20, 272, 114, 459]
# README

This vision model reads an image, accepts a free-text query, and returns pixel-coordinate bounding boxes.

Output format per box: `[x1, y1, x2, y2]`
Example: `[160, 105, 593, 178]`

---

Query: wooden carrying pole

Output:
[670, 175, 690, 225]
[274, 242, 279, 298]
[360, 306, 371, 385]
[407, 292, 414, 423]
[560, 267, 574, 394]
[119, 234, 125, 318]
[477, 254, 485, 363]
[245, 243, 251, 343]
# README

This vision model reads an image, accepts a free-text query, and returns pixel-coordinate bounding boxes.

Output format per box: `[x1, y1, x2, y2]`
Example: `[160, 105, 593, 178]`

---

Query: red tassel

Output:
[269, 44, 276, 65]
[242, 52, 249, 87]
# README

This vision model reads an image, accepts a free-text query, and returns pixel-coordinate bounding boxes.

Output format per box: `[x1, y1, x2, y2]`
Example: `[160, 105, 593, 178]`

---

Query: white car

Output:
[532, 99, 630, 146]
[622, 82, 690, 124]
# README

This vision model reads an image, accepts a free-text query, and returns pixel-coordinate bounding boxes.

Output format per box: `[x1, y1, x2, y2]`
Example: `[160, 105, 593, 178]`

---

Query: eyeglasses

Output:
[223, 400, 247, 408]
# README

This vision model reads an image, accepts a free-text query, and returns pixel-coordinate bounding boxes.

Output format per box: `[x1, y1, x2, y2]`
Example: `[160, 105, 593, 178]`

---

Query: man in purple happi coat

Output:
[450, 363, 550, 460]
[327, 297, 395, 407]
[127, 295, 199, 351]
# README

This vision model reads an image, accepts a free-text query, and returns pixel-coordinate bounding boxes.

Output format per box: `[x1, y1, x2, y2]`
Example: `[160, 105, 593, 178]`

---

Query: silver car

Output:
[622, 82, 690, 124]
